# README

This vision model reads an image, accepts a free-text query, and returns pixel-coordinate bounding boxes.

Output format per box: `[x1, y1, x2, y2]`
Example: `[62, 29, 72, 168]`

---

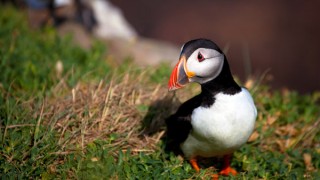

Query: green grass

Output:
[1, 5, 319, 179]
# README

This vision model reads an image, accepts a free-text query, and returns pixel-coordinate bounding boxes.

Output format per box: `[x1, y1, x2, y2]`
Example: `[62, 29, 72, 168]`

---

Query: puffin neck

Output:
[201, 57, 241, 96]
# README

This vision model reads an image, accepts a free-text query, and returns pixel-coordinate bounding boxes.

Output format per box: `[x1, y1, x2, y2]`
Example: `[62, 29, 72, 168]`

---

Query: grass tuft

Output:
[44, 72, 171, 154]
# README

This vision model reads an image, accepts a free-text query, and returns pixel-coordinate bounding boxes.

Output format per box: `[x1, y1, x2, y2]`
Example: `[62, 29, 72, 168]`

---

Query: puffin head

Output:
[168, 39, 226, 91]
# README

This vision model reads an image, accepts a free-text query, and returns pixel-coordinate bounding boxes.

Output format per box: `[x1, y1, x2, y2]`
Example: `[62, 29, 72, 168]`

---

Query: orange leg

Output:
[212, 154, 237, 180]
[212, 174, 219, 180]
[219, 154, 237, 176]
[189, 158, 200, 172]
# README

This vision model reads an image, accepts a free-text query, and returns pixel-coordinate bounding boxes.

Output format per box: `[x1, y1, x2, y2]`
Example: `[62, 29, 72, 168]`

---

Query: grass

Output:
[1, 5, 319, 179]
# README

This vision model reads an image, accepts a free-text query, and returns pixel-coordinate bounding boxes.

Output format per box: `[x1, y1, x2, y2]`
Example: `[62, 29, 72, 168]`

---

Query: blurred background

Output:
[2, 0, 320, 93]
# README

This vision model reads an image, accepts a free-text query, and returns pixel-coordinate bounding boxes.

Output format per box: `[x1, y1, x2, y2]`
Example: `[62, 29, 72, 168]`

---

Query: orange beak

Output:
[168, 56, 195, 91]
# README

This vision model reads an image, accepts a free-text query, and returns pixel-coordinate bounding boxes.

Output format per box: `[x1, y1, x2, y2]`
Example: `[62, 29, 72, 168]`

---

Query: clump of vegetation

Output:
[0, 5, 319, 179]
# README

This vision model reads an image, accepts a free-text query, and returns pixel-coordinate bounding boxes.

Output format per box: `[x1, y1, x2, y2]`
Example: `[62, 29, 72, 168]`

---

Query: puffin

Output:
[166, 39, 257, 177]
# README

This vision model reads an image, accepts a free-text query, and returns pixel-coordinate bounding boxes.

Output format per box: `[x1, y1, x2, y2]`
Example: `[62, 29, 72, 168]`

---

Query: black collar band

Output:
[201, 56, 241, 96]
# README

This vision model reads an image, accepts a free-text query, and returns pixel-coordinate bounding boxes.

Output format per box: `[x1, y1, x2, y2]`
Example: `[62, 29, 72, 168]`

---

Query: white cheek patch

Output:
[196, 56, 223, 77]
[187, 49, 224, 82]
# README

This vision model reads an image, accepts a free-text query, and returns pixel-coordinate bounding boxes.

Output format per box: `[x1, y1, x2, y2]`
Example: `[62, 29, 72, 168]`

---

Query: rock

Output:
[105, 37, 179, 66]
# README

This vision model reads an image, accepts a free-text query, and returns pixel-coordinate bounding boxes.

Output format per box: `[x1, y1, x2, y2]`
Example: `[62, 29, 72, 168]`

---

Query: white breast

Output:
[181, 88, 257, 159]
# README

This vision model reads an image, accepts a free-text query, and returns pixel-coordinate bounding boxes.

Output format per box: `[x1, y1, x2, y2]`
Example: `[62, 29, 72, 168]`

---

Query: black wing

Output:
[165, 94, 202, 154]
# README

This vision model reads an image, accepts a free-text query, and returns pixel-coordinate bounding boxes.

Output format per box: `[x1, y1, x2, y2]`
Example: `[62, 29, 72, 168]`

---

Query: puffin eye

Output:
[197, 52, 205, 62]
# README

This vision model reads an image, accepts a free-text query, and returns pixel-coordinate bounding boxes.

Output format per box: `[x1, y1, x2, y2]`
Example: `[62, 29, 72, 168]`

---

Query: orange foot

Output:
[219, 166, 237, 176]
[212, 174, 219, 180]
[212, 154, 238, 180]
[212, 167, 237, 180]
[189, 158, 200, 172]
[220, 154, 238, 176]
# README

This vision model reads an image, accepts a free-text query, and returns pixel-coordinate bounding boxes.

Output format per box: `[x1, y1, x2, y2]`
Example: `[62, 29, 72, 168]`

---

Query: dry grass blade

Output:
[33, 98, 45, 146]
[0, 124, 35, 129]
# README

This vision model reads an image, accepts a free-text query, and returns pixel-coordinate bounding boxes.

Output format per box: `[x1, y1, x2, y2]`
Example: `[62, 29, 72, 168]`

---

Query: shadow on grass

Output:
[140, 93, 180, 136]
[139, 92, 188, 159]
